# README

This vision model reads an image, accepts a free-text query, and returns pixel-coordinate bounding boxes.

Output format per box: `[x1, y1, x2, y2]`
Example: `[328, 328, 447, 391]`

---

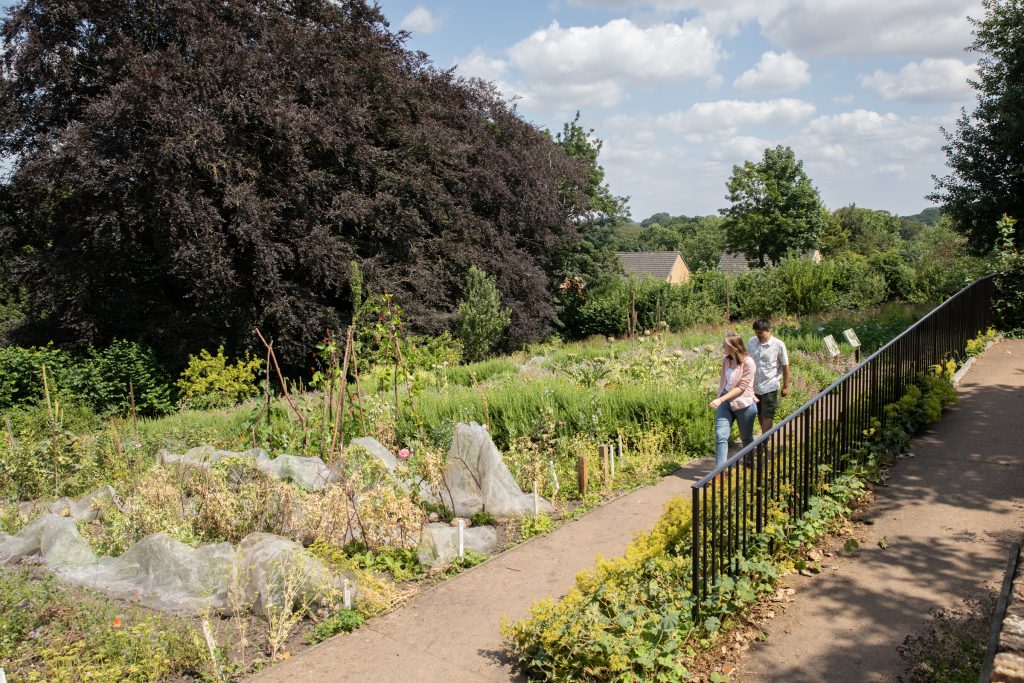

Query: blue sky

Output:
[1, 0, 982, 220]
[379, 0, 982, 220]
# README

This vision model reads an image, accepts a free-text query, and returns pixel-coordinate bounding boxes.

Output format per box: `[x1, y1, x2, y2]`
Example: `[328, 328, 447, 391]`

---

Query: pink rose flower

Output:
[398, 448, 410, 459]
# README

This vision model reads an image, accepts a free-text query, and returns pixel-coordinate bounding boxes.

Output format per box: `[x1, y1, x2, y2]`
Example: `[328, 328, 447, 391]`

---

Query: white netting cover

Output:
[158, 446, 338, 491]
[18, 485, 121, 523]
[441, 422, 553, 518]
[0, 514, 344, 616]
[349, 437, 436, 501]
[416, 522, 498, 568]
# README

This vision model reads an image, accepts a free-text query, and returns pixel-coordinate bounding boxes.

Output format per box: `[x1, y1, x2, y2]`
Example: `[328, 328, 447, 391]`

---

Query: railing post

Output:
[691, 484, 700, 621]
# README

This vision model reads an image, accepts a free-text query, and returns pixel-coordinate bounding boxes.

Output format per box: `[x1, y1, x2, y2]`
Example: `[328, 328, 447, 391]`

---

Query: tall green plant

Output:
[454, 267, 511, 362]
[993, 214, 1024, 333]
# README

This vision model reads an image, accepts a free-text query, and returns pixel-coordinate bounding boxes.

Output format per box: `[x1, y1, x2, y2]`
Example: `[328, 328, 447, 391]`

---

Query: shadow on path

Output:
[739, 341, 1024, 682]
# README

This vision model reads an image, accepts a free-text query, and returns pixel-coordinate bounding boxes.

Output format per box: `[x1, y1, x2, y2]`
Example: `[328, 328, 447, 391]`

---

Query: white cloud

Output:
[507, 19, 722, 86]
[454, 48, 509, 82]
[711, 135, 772, 162]
[656, 98, 816, 139]
[759, 0, 980, 58]
[858, 58, 976, 102]
[399, 7, 441, 34]
[733, 51, 810, 92]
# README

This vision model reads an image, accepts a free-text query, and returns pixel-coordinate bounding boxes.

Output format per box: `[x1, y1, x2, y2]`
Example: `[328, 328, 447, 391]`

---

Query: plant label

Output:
[843, 328, 861, 348]
[823, 334, 841, 358]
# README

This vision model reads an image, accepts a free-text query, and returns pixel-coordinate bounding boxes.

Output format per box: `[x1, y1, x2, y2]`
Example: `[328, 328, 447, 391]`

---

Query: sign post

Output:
[843, 328, 862, 363]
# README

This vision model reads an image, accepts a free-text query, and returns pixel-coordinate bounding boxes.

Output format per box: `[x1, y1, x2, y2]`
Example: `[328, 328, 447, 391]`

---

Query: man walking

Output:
[748, 319, 790, 435]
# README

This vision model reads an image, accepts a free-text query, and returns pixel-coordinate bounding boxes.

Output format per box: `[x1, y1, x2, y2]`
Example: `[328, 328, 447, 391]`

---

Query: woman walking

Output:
[709, 332, 758, 468]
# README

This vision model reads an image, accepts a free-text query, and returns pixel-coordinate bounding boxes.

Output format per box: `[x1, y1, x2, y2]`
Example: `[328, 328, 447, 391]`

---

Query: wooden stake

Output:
[577, 454, 589, 497]
[599, 444, 610, 485]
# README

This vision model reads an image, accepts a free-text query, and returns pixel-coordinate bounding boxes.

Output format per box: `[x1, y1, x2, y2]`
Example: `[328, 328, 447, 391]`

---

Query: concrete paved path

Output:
[739, 339, 1024, 681]
[253, 457, 715, 682]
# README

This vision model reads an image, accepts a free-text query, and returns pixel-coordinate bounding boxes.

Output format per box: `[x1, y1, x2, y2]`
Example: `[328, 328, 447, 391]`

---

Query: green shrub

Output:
[176, 346, 262, 409]
[455, 266, 512, 361]
[308, 609, 365, 643]
[518, 512, 555, 539]
[82, 340, 175, 416]
[0, 343, 81, 411]
[0, 565, 204, 681]
[993, 215, 1024, 333]
[832, 255, 888, 310]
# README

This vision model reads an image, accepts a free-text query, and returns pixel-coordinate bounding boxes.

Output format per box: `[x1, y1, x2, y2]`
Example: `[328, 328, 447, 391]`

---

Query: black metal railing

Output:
[690, 275, 996, 615]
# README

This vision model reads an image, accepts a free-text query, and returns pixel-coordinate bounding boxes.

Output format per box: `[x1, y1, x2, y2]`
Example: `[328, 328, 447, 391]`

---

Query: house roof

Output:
[718, 249, 821, 274]
[615, 251, 688, 280]
[718, 251, 753, 274]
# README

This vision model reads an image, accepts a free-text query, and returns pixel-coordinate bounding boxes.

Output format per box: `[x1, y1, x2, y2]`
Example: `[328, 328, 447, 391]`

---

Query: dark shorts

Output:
[757, 391, 779, 420]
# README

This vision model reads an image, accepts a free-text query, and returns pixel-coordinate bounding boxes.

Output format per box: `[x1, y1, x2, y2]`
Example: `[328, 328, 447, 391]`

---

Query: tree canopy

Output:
[0, 0, 594, 368]
[720, 145, 827, 267]
[932, 0, 1024, 252]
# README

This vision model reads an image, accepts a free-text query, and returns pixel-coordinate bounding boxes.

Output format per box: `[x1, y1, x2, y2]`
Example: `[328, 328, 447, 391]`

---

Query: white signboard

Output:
[843, 328, 861, 349]
[823, 334, 841, 358]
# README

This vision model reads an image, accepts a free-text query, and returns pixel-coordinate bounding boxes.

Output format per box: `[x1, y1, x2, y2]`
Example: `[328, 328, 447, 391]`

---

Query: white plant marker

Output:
[457, 518, 465, 559]
[343, 579, 352, 609]
[0, 667, 7, 683]
[549, 460, 560, 494]
[617, 435, 623, 465]
[533, 481, 539, 516]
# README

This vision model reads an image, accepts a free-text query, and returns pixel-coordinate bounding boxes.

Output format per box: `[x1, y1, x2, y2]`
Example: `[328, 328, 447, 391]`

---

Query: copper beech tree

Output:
[0, 0, 595, 369]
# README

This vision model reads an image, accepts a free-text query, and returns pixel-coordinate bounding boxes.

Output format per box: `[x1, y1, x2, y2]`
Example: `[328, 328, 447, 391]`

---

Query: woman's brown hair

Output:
[724, 331, 747, 363]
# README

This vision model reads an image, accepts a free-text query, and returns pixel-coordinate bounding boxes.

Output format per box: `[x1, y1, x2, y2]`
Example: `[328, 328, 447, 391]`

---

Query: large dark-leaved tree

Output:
[0, 0, 591, 368]
[932, 0, 1024, 252]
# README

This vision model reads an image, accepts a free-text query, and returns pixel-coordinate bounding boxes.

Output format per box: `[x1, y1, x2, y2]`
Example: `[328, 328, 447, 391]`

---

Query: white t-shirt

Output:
[747, 335, 789, 395]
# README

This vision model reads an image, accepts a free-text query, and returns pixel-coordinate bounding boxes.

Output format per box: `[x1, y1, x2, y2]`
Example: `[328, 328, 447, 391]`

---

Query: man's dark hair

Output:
[753, 319, 772, 332]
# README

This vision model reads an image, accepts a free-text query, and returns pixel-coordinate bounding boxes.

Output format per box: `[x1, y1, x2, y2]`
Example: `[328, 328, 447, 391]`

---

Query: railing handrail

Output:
[692, 273, 995, 488]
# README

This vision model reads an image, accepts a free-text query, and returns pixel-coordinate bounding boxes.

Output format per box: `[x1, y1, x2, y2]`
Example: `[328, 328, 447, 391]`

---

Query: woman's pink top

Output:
[717, 355, 757, 410]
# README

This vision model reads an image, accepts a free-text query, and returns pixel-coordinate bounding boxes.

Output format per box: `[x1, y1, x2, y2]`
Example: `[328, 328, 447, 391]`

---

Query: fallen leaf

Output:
[878, 537, 890, 549]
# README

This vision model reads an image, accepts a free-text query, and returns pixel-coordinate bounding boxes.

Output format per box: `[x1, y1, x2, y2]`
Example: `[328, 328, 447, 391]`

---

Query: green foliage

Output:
[455, 267, 512, 362]
[344, 541, 424, 582]
[440, 358, 517, 387]
[553, 112, 631, 227]
[721, 145, 827, 267]
[176, 346, 262, 409]
[308, 609, 365, 644]
[0, 341, 175, 417]
[993, 215, 1024, 333]
[502, 498, 697, 681]
[0, 565, 204, 681]
[932, 0, 1024, 252]
[471, 510, 497, 527]
[831, 205, 901, 256]
[518, 512, 556, 540]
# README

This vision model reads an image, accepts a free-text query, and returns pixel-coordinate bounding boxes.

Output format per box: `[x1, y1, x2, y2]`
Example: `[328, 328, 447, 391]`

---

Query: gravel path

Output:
[739, 339, 1024, 681]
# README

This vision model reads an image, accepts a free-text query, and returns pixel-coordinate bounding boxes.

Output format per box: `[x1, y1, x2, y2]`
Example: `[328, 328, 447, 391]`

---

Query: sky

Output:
[0, 0, 984, 221]
[377, 0, 983, 221]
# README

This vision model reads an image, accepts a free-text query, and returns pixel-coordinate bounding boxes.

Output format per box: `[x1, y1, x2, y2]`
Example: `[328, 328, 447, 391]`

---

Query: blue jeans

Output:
[715, 401, 757, 467]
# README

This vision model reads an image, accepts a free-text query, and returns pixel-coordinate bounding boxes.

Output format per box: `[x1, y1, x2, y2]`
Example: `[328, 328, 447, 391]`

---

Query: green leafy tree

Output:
[720, 145, 827, 267]
[832, 205, 901, 256]
[931, 0, 1024, 251]
[678, 216, 727, 271]
[454, 267, 511, 362]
